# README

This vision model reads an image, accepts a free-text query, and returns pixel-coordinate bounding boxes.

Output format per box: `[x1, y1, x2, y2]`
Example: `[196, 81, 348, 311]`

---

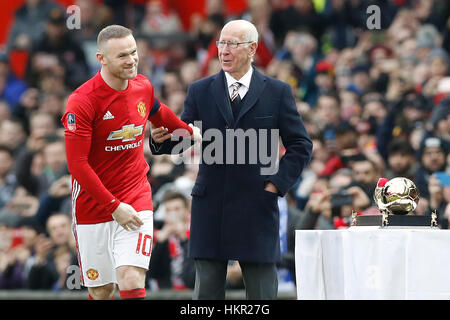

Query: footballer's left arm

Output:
[148, 97, 200, 154]
[148, 98, 193, 137]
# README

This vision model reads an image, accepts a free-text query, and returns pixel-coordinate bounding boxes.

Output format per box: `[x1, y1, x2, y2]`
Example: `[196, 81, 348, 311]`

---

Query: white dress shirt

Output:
[225, 67, 253, 100]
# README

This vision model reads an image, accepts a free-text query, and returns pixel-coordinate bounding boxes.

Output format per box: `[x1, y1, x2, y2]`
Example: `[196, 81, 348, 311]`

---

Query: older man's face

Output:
[218, 23, 257, 80]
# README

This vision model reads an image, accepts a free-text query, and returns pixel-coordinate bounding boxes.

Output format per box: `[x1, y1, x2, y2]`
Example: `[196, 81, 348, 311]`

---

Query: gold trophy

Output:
[353, 177, 438, 228]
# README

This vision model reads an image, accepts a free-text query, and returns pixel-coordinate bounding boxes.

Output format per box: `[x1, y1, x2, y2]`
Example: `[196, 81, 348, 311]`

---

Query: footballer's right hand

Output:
[112, 202, 143, 231]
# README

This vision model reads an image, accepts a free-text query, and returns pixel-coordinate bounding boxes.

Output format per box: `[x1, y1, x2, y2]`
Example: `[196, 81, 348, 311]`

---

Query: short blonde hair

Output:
[97, 25, 132, 51]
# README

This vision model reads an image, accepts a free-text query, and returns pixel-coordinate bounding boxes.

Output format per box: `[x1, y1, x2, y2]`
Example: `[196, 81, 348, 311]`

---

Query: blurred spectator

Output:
[72, 0, 113, 42]
[34, 175, 72, 229]
[350, 158, 380, 205]
[40, 92, 66, 129]
[26, 112, 58, 153]
[276, 193, 303, 292]
[6, 0, 62, 51]
[148, 190, 195, 290]
[160, 71, 184, 100]
[349, 64, 373, 96]
[16, 137, 67, 197]
[70, 0, 113, 76]
[422, 48, 449, 98]
[267, 60, 301, 97]
[239, 0, 275, 69]
[314, 60, 335, 96]
[314, 93, 341, 131]
[0, 51, 28, 109]
[26, 8, 90, 90]
[443, 14, 450, 54]
[38, 138, 68, 192]
[435, 76, 450, 103]
[293, 161, 319, 211]
[288, 31, 321, 105]
[103, 0, 127, 26]
[192, 13, 224, 51]
[426, 173, 450, 229]
[0, 101, 12, 123]
[269, 0, 325, 48]
[301, 168, 370, 229]
[360, 94, 387, 126]
[15, 112, 59, 195]
[179, 60, 201, 90]
[149, 154, 184, 197]
[242, 0, 276, 54]
[0, 221, 40, 289]
[194, 13, 225, 76]
[167, 90, 186, 117]
[334, 121, 362, 164]
[0, 146, 18, 211]
[11, 87, 40, 128]
[354, 118, 381, 165]
[139, 0, 182, 38]
[0, 186, 39, 228]
[0, 117, 27, 157]
[205, 57, 221, 76]
[305, 134, 328, 176]
[385, 138, 418, 181]
[398, 91, 429, 134]
[427, 97, 450, 142]
[319, 121, 366, 178]
[415, 136, 449, 199]
[152, 160, 197, 220]
[376, 89, 427, 161]
[339, 88, 361, 125]
[368, 45, 396, 92]
[136, 38, 166, 92]
[320, 0, 358, 50]
[27, 213, 77, 290]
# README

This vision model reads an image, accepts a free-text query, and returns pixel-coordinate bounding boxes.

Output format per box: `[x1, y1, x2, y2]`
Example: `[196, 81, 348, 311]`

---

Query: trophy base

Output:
[354, 213, 438, 228]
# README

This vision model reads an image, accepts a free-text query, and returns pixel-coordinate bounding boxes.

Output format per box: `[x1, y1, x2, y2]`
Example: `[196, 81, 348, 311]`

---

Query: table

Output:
[295, 227, 450, 299]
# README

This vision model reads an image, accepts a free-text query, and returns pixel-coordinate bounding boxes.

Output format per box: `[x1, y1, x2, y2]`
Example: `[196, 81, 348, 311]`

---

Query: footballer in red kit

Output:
[63, 72, 182, 224]
[61, 25, 201, 300]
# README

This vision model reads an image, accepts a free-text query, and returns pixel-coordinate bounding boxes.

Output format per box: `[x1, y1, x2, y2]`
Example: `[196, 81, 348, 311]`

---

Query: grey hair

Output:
[222, 19, 259, 44]
[243, 21, 258, 63]
[242, 20, 259, 44]
[222, 20, 258, 62]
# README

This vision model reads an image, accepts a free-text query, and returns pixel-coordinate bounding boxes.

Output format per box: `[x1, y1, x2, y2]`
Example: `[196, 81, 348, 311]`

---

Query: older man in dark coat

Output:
[150, 19, 312, 299]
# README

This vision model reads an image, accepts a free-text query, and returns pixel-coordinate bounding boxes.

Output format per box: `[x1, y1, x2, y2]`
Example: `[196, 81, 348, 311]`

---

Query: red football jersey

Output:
[62, 71, 192, 224]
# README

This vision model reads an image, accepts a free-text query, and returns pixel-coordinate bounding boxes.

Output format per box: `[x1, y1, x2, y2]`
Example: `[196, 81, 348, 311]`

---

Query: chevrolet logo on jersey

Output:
[107, 124, 144, 142]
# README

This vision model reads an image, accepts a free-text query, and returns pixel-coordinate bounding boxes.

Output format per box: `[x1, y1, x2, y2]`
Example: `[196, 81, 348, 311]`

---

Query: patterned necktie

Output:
[231, 82, 241, 101]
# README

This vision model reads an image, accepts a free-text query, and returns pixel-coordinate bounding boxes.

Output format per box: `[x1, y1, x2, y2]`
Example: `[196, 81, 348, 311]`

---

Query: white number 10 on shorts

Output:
[74, 211, 154, 287]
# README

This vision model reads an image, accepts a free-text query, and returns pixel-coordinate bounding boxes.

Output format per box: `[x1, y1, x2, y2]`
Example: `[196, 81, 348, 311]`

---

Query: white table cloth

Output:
[295, 228, 450, 299]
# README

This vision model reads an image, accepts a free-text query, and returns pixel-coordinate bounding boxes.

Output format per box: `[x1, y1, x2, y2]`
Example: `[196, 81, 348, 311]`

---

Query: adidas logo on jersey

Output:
[103, 111, 115, 120]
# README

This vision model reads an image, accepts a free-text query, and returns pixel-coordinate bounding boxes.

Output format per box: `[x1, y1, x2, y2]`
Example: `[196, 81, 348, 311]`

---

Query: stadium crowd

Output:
[0, 0, 449, 295]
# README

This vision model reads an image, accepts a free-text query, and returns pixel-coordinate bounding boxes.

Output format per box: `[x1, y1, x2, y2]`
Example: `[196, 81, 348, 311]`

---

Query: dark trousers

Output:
[193, 259, 278, 300]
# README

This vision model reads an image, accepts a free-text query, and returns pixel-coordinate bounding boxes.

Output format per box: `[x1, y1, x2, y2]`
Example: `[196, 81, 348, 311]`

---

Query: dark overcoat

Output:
[150, 68, 312, 263]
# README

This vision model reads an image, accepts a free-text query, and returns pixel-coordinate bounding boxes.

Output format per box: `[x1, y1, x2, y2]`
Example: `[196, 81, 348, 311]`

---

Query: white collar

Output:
[225, 66, 253, 88]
